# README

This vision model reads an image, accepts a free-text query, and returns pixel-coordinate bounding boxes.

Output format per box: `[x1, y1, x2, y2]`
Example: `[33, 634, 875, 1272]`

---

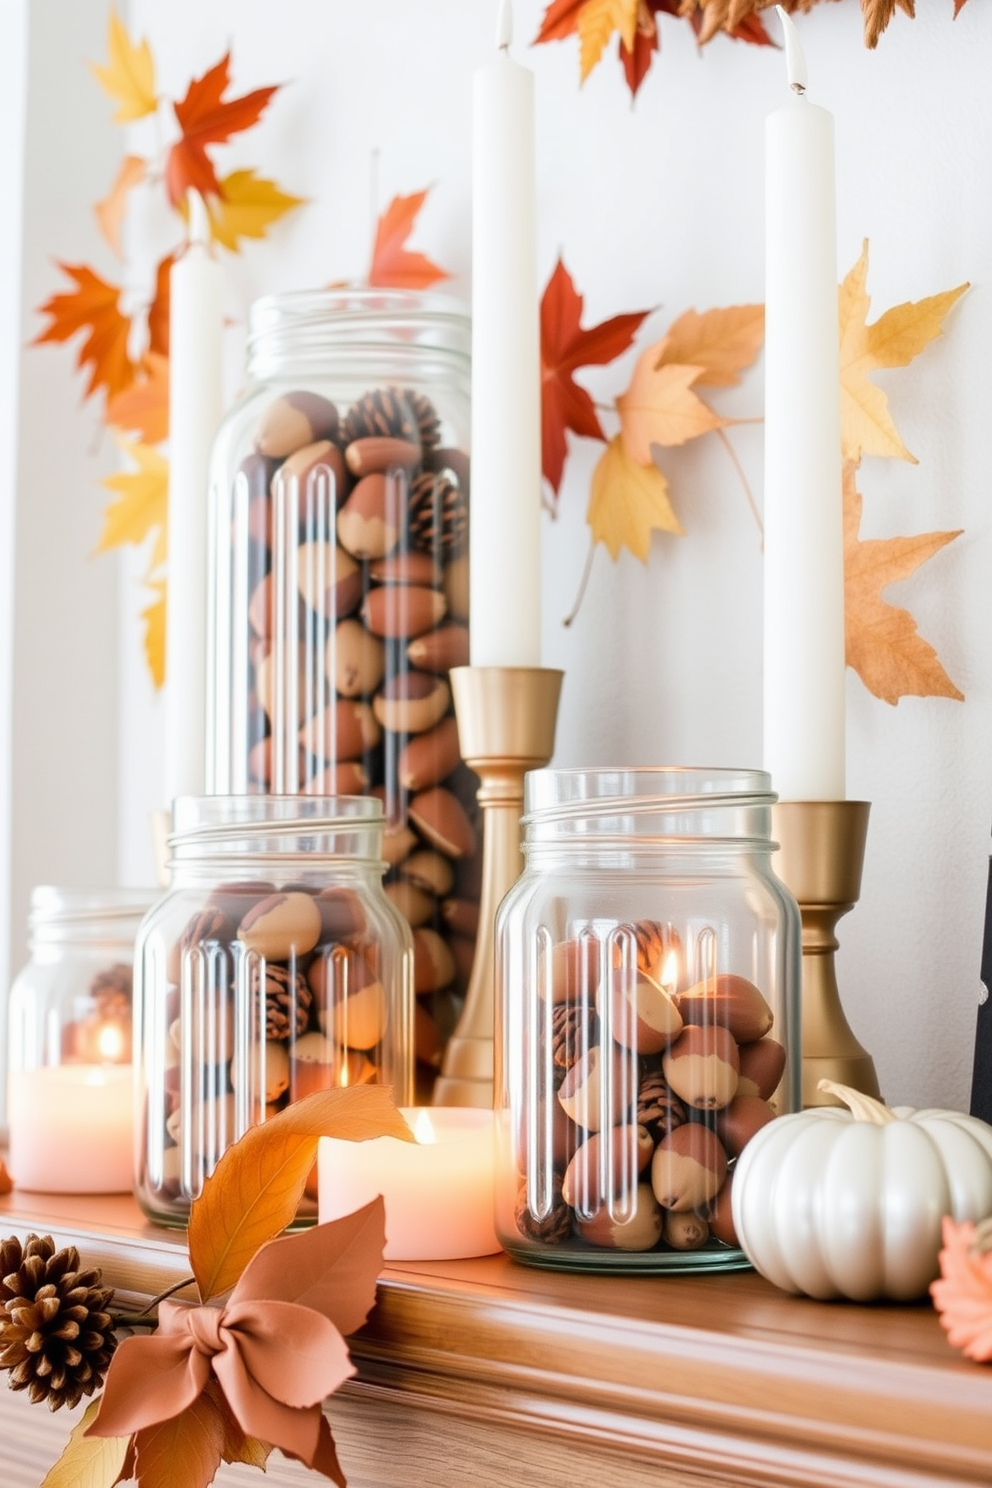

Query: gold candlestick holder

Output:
[771, 800, 880, 1108]
[432, 665, 563, 1109]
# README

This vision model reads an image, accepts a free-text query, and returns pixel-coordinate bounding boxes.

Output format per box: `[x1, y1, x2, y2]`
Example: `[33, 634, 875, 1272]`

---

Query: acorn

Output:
[676, 973, 774, 1045]
[736, 1035, 788, 1104]
[539, 936, 601, 1006]
[562, 1124, 654, 1214]
[662, 1023, 740, 1111]
[651, 1122, 727, 1212]
[577, 1183, 662, 1252]
[705, 1172, 739, 1247]
[663, 1209, 710, 1251]
[556, 1044, 633, 1133]
[599, 966, 682, 1056]
[715, 1092, 777, 1158]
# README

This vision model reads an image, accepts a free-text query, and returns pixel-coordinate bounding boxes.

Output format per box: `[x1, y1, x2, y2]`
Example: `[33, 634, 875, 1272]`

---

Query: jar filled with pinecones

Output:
[494, 768, 801, 1273]
[133, 794, 413, 1226]
[205, 288, 477, 1099]
[5, 888, 155, 1195]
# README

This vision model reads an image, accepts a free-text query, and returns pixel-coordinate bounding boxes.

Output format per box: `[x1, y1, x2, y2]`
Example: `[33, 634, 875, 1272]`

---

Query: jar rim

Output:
[523, 766, 775, 824]
[167, 794, 386, 866]
[246, 287, 471, 372]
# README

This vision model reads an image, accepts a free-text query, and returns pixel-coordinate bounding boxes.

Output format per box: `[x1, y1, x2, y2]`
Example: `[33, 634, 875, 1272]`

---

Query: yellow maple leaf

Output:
[141, 580, 166, 690]
[660, 304, 765, 387]
[587, 435, 683, 561]
[843, 459, 963, 704]
[38, 1401, 130, 1488]
[94, 154, 146, 258]
[89, 9, 157, 123]
[617, 341, 727, 466]
[839, 241, 968, 464]
[577, 0, 639, 82]
[106, 352, 170, 445]
[205, 169, 306, 253]
[95, 437, 168, 568]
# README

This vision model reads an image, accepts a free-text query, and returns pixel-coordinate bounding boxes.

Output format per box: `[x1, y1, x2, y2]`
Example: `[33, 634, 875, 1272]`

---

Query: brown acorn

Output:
[662, 1023, 740, 1111]
[651, 1123, 727, 1212]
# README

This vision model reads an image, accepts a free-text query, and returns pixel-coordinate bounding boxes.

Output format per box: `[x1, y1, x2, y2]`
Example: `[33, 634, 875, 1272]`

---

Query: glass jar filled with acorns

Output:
[206, 290, 476, 1098]
[132, 795, 413, 1226]
[494, 768, 801, 1272]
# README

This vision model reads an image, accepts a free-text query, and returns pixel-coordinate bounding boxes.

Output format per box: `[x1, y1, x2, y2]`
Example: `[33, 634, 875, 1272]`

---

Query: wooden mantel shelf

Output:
[1, 1187, 990, 1488]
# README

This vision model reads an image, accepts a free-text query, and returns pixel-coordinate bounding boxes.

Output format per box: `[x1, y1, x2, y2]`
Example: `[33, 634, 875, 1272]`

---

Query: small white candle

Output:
[318, 1107, 499, 1260]
[469, 0, 542, 667]
[7, 1066, 134, 1194]
[164, 189, 224, 804]
[763, 8, 845, 802]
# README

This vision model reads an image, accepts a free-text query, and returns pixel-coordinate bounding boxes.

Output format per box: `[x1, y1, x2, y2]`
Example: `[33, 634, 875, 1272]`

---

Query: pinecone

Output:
[551, 1001, 598, 1073]
[407, 470, 468, 559]
[406, 390, 441, 449]
[342, 386, 419, 444]
[0, 1234, 116, 1410]
[88, 961, 133, 1006]
[637, 1069, 687, 1145]
[250, 961, 313, 1040]
[515, 1176, 573, 1245]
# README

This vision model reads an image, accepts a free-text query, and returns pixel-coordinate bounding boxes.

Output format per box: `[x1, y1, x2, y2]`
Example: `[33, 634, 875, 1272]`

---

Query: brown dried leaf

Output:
[861, 0, 915, 48]
[132, 1391, 224, 1488]
[187, 1086, 414, 1302]
[844, 460, 963, 704]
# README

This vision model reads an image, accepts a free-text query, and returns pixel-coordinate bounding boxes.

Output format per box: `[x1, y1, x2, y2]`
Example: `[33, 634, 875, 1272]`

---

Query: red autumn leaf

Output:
[34, 262, 136, 402]
[367, 190, 450, 290]
[147, 252, 174, 359]
[541, 257, 650, 495]
[534, 0, 586, 43]
[165, 52, 278, 207]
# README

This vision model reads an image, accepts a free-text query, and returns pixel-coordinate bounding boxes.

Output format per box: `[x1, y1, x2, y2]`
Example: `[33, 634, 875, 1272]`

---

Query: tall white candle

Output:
[164, 190, 224, 804]
[7, 1066, 134, 1193]
[763, 8, 845, 802]
[470, 0, 542, 667]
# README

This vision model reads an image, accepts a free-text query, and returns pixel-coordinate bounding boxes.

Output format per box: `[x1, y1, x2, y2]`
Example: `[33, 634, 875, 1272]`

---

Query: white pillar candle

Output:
[763, 8, 845, 802]
[318, 1107, 499, 1260]
[164, 190, 224, 804]
[469, 0, 542, 667]
[7, 1066, 134, 1194]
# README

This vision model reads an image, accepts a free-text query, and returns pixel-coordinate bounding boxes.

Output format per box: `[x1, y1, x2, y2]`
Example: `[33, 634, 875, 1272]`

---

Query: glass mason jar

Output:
[6, 887, 154, 1194]
[133, 796, 414, 1226]
[206, 289, 477, 1096]
[495, 768, 801, 1272]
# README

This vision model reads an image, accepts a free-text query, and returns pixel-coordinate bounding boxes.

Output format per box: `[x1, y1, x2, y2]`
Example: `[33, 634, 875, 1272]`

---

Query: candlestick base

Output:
[771, 800, 880, 1108]
[432, 666, 563, 1109]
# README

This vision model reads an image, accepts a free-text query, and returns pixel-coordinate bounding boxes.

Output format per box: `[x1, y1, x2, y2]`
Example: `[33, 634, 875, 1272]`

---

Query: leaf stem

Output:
[562, 536, 598, 628]
[715, 428, 763, 545]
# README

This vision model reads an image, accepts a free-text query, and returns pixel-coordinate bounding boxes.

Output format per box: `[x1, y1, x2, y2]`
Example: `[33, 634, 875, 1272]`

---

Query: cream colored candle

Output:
[763, 8, 845, 802]
[164, 189, 224, 803]
[469, 0, 542, 667]
[7, 1065, 134, 1194]
[318, 1107, 499, 1259]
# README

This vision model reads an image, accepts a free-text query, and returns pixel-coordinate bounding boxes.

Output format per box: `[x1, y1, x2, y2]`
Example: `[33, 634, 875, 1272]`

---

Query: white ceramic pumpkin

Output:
[731, 1080, 992, 1301]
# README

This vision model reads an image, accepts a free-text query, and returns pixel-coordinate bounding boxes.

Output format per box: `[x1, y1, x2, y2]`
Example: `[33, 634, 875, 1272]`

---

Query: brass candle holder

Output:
[432, 665, 563, 1109]
[771, 800, 881, 1108]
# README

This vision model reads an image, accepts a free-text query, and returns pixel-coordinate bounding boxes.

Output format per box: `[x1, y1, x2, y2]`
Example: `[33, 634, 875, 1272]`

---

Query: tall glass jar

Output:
[133, 796, 413, 1226]
[206, 289, 477, 1096]
[495, 768, 801, 1272]
[6, 887, 154, 1194]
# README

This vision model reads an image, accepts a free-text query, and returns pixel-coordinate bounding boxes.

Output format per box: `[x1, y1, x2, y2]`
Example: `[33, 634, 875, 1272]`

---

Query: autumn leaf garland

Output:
[544, 245, 966, 705]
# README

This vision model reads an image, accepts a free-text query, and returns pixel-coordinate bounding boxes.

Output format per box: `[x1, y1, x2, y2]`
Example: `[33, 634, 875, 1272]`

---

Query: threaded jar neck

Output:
[26, 887, 155, 953]
[167, 795, 388, 881]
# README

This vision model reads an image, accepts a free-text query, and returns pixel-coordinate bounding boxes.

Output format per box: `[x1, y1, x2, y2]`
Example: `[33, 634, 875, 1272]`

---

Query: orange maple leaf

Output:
[931, 1216, 992, 1362]
[147, 253, 174, 360]
[106, 352, 170, 445]
[165, 53, 278, 208]
[368, 190, 450, 290]
[541, 257, 650, 496]
[34, 262, 135, 402]
[843, 459, 963, 704]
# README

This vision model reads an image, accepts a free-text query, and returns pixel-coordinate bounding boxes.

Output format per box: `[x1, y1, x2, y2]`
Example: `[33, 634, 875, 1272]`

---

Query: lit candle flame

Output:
[660, 948, 680, 995]
[96, 1021, 126, 1062]
[414, 1109, 436, 1144]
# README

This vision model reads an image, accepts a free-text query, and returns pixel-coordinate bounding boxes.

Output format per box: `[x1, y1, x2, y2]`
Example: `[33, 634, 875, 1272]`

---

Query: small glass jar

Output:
[206, 289, 477, 1093]
[495, 768, 801, 1272]
[134, 795, 413, 1226]
[6, 887, 154, 1194]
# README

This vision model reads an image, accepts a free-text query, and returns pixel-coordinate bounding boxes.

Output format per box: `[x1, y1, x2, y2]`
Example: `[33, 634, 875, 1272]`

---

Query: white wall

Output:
[10, 0, 990, 1113]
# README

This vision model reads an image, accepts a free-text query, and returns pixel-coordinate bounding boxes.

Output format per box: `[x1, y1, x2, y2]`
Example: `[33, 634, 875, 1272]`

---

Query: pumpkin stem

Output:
[817, 1078, 896, 1125]
[971, 1216, 992, 1256]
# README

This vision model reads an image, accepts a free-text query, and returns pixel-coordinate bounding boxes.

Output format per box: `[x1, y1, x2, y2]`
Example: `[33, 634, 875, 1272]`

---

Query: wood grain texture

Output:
[1, 1190, 991, 1487]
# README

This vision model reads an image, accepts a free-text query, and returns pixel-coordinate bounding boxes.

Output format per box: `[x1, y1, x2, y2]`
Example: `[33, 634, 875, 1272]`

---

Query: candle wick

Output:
[790, 80, 807, 97]
[495, 0, 513, 51]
